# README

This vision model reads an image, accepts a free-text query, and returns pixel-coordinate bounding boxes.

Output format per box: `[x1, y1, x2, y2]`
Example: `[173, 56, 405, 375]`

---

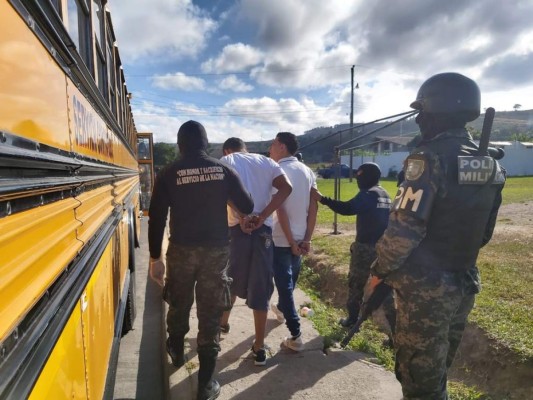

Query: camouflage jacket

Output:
[372, 128, 505, 277]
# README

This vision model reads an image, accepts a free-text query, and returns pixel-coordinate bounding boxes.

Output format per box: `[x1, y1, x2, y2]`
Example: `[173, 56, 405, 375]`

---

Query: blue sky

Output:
[110, 0, 533, 143]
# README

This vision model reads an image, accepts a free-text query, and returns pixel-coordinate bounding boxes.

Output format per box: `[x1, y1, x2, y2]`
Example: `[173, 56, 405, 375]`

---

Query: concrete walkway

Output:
[167, 287, 402, 400]
[114, 218, 402, 399]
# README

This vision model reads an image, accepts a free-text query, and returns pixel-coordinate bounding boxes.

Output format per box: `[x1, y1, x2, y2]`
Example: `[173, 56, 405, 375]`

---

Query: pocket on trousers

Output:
[221, 275, 233, 311]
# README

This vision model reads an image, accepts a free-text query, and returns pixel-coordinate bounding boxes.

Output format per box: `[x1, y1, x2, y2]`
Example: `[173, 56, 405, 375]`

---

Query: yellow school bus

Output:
[0, 1, 144, 398]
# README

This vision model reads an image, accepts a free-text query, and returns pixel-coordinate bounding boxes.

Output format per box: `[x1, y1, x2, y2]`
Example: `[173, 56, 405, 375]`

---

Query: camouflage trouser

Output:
[347, 241, 377, 320]
[164, 242, 232, 355]
[387, 265, 480, 400]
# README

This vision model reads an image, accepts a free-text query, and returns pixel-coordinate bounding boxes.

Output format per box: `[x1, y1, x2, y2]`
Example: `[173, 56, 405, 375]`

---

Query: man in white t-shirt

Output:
[220, 137, 292, 366]
[268, 132, 318, 352]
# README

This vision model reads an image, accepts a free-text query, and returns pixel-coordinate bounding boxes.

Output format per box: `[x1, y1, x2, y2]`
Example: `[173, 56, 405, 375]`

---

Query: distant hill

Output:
[153, 109, 533, 167]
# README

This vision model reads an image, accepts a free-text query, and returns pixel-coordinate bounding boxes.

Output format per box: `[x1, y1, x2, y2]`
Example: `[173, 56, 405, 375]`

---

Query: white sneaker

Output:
[283, 334, 304, 352]
[270, 303, 285, 323]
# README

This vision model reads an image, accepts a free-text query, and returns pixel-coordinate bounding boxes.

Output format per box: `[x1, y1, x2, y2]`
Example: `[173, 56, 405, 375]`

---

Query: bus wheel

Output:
[122, 271, 137, 335]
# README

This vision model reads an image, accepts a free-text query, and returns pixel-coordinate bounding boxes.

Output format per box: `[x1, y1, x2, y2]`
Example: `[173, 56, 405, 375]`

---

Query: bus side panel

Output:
[66, 83, 138, 170]
[0, 1, 70, 150]
[0, 199, 82, 341]
[80, 241, 115, 400]
[113, 176, 139, 205]
[28, 302, 87, 400]
[74, 185, 115, 244]
[112, 128, 138, 171]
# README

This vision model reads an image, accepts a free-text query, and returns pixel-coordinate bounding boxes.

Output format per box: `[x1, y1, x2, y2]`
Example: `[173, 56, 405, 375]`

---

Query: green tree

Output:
[467, 126, 482, 140]
[513, 103, 522, 112]
[153, 142, 176, 168]
[511, 133, 533, 142]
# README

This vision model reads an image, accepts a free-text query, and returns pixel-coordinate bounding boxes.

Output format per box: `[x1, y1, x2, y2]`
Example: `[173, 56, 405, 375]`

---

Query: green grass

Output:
[314, 176, 533, 360]
[306, 175, 533, 399]
[298, 260, 395, 371]
[315, 178, 399, 225]
[499, 176, 533, 204]
[447, 382, 491, 400]
[473, 239, 533, 359]
[315, 176, 533, 221]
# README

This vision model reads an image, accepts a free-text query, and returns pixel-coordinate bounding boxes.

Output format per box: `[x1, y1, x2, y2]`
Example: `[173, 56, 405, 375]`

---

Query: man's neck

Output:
[273, 152, 291, 162]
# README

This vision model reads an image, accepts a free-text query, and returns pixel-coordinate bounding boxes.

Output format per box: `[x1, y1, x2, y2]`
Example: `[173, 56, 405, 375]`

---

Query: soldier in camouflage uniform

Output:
[315, 163, 392, 328]
[370, 73, 506, 399]
[148, 121, 253, 400]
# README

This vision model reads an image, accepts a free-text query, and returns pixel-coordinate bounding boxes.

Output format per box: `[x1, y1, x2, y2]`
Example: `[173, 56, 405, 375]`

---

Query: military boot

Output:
[197, 351, 220, 400]
[339, 317, 357, 328]
[166, 337, 185, 368]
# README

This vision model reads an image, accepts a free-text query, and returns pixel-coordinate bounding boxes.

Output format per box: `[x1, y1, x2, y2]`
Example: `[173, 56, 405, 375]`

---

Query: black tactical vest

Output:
[407, 130, 505, 271]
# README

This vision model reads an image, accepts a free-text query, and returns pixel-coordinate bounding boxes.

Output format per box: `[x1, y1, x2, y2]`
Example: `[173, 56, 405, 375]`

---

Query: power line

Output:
[125, 63, 372, 78]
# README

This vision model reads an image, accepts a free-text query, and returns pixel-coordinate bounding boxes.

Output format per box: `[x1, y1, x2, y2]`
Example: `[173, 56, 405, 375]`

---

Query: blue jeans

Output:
[272, 246, 302, 337]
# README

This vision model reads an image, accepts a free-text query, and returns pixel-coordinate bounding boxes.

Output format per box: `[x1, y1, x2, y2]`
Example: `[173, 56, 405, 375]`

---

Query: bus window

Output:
[138, 137, 151, 160]
[66, 0, 93, 74]
[137, 133, 155, 215]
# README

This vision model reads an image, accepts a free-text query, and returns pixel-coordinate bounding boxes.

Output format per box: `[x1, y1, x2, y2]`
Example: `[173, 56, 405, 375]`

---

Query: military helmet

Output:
[410, 72, 480, 121]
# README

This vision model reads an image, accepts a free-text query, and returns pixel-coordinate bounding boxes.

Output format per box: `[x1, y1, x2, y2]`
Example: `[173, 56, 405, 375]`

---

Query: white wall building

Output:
[341, 141, 533, 177]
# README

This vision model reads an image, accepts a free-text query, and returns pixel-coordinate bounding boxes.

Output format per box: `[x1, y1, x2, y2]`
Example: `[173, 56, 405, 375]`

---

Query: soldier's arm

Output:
[372, 152, 439, 278]
[372, 213, 426, 277]
[227, 166, 254, 215]
[319, 191, 372, 215]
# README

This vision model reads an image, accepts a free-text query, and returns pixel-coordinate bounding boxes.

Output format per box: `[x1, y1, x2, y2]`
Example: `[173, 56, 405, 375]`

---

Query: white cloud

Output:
[152, 73, 206, 91]
[201, 43, 264, 73]
[111, 0, 533, 145]
[109, 0, 216, 62]
[218, 75, 254, 92]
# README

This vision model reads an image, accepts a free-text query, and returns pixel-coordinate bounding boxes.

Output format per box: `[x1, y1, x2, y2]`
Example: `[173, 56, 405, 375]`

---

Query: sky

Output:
[109, 0, 533, 144]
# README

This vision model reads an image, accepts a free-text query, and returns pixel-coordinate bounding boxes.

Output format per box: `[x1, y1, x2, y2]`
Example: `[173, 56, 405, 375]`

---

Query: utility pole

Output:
[349, 65, 355, 182]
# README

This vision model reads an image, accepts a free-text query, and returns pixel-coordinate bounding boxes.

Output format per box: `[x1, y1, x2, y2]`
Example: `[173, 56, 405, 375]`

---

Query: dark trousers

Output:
[347, 241, 377, 320]
[272, 246, 302, 337]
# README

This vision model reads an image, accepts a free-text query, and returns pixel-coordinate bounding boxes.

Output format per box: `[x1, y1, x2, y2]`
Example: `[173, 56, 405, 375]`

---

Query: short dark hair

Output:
[276, 132, 298, 155]
[222, 137, 246, 152]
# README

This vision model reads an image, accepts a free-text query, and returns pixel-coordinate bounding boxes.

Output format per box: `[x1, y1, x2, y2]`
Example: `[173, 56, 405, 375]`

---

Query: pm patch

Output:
[458, 156, 494, 185]
[405, 158, 425, 181]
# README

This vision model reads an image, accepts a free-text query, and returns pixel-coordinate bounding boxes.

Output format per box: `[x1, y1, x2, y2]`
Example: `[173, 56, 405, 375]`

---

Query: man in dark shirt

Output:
[314, 162, 391, 327]
[148, 120, 253, 400]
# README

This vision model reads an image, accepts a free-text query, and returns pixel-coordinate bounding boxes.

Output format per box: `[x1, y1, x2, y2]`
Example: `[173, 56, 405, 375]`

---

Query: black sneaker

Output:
[339, 317, 357, 328]
[220, 323, 230, 334]
[166, 338, 185, 368]
[250, 345, 267, 366]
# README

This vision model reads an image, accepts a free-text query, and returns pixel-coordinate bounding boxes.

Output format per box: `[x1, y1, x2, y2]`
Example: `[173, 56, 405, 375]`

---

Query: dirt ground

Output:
[308, 201, 533, 399]
[450, 202, 533, 399]
[491, 202, 533, 239]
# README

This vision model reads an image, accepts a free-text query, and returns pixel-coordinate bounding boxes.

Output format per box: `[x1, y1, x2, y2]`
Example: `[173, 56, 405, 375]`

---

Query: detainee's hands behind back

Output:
[239, 214, 265, 234]
[149, 257, 165, 286]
